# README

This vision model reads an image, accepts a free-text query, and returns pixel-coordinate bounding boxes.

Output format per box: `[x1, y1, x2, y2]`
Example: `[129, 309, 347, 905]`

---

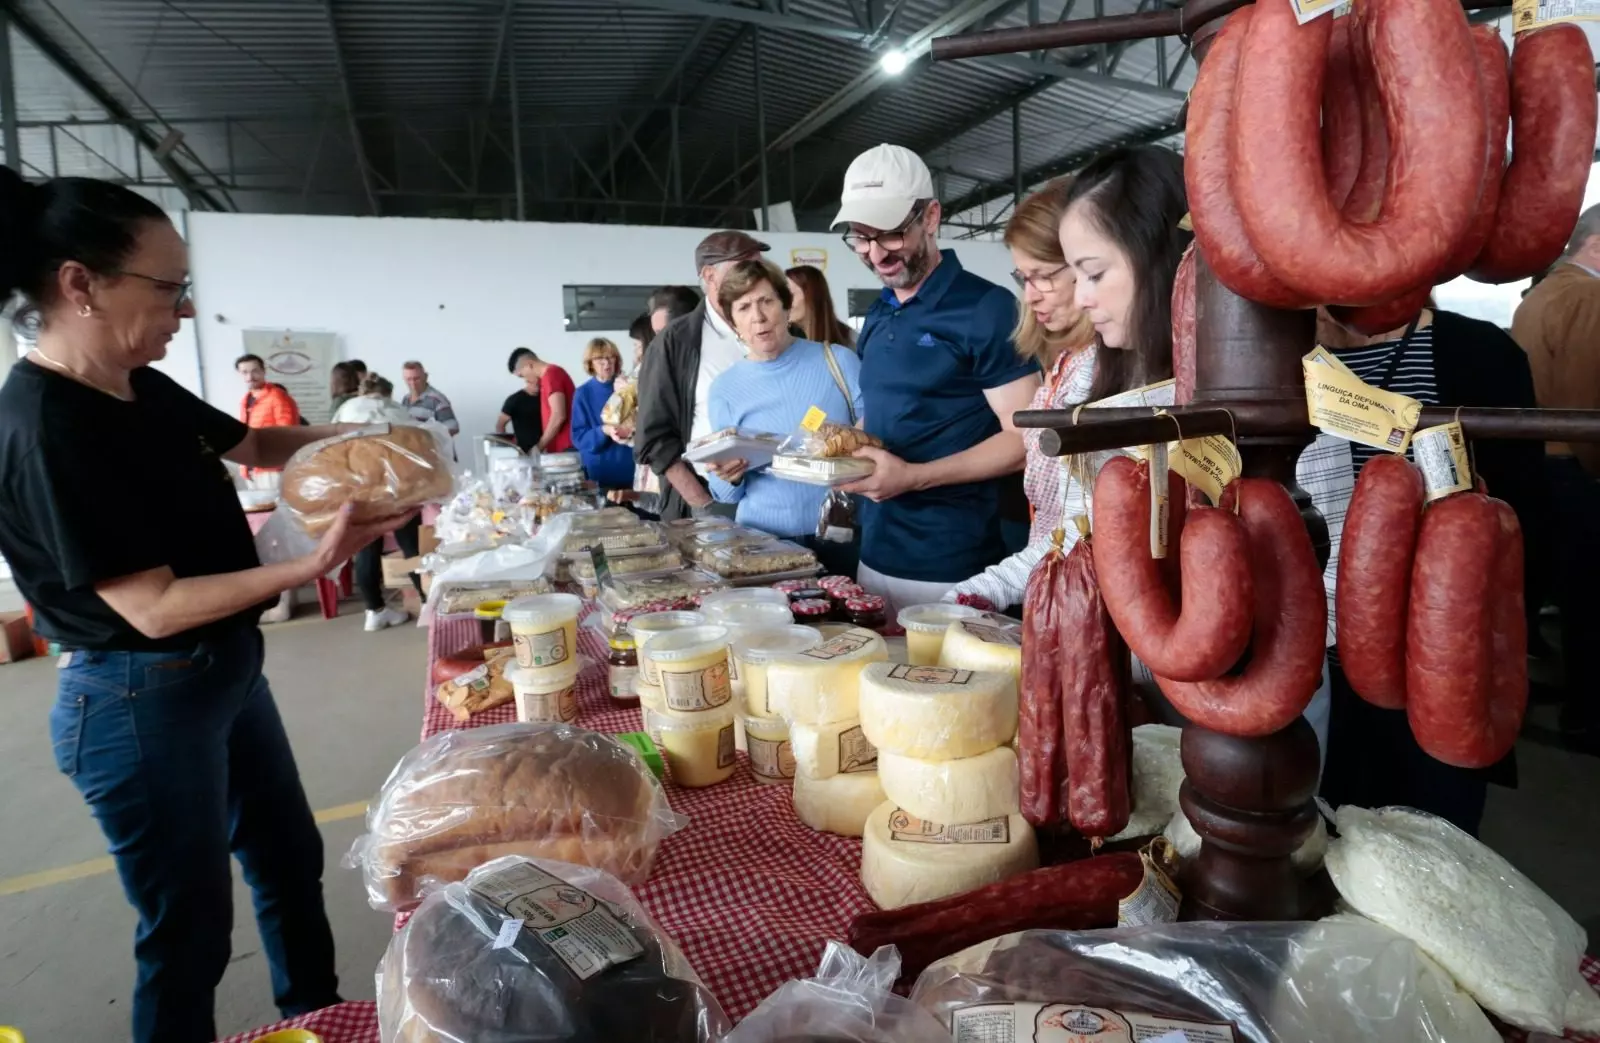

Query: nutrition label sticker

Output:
[1513, 0, 1600, 30]
[888, 808, 1010, 845]
[747, 734, 796, 780]
[661, 660, 733, 712]
[514, 628, 570, 669]
[469, 861, 645, 980]
[1411, 422, 1474, 503]
[950, 1003, 1237, 1043]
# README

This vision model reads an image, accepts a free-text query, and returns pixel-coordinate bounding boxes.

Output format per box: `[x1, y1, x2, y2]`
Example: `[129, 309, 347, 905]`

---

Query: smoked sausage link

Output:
[1154, 479, 1327, 737]
[1060, 537, 1132, 839]
[1183, 7, 1312, 309]
[1232, 0, 1485, 305]
[1406, 494, 1529, 768]
[1092, 455, 1253, 682]
[1172, 243, 1198, 405]
[1340, 0, 1389, 224]
[1336, 454, 1424, 709]
[1469, 24, 1597, 284]
[1322, 13, 1364, 212]
[1020, 540, 1068, 827]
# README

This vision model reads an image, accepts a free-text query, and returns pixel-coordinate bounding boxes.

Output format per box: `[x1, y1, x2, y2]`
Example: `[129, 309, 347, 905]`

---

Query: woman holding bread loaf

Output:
[0, 167, 415, 1043]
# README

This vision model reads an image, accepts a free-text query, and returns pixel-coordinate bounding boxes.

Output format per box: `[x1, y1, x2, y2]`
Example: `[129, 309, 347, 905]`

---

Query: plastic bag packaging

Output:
[816, 487, 860, 545]
[777, 418, 882, 459]
[377, 855, 729, 1043]
[421, 515, 574, 624]
[487, 454, 538, 506]
[345, 721, 686, 912]
[725, 942, 950, 1043]
[911, 920, 1500, 1043]
[1106, 724, 1184, 842]
[1325, 804, 1600, 1034]
[280, 422, 456, 534]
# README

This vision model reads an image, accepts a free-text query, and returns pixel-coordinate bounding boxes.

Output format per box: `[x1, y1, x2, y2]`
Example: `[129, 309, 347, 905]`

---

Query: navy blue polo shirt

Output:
[857, 250, 1038, 582]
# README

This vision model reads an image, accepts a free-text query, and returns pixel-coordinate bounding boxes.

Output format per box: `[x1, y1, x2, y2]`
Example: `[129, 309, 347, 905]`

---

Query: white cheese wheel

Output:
[857, 662, 1017, 760]
[938, 617, 1023, 681]
[766, 628, 888, 725]
[860, 802, 1038, 909]
[791, 768, 885, 838]
[790, 718, 878, 778]
[878, 746, 1020, 825]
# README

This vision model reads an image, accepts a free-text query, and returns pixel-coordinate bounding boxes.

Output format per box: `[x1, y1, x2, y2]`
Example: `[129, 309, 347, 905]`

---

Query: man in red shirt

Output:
[503, 348, 574, 453]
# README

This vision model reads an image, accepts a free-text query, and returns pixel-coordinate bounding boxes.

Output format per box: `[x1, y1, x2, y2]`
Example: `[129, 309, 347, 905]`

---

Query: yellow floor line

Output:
[0, 801, 369, 898]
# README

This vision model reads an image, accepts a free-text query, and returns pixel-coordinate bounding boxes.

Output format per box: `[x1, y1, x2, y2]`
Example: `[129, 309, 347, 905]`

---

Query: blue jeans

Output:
[50, 627, 339, 1043]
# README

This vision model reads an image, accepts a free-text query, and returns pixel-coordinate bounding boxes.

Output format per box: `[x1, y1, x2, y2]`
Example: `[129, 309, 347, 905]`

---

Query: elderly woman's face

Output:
[593, 354, 618, 382]
[90, 218, 195, 367]
[730, 280, 789, 356]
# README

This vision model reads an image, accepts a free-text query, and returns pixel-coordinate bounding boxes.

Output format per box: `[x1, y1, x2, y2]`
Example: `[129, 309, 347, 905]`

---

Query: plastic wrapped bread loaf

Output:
[280, 424, 454, 534]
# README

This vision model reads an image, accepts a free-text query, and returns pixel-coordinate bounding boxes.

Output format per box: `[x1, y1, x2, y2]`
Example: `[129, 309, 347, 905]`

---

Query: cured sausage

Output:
[847, 852, 1143, 986]
[1336, 454, 1424, 709]
[1092, 455, 1253, 682]
[1154, 479, 1327, 737]
[1322, 14, 1364, 211]
[1406, 494, 1528, 768]
[1020, 538, 1068, 827]
[1340, 1, 1389, 224]
[1060, 536, 1131, 838]
[1183, 7, 1312, 309]
[1330, 285, 1432, 338]
[1232, 0, 1485, 305]
[1469, 24, 1598, 283]
[1172, 242, 1197, 405]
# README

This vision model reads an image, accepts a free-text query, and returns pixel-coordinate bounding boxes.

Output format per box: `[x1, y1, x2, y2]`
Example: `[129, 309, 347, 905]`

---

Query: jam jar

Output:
[845, 594, 887, 631]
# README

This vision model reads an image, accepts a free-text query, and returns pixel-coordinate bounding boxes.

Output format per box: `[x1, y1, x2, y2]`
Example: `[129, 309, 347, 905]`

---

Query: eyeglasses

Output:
[113, 269, 192, 311]
[1011, 263, 1071, 291]
[842, 201, 929, 254]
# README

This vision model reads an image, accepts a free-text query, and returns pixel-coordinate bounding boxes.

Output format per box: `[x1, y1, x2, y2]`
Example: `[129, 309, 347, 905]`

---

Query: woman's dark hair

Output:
[1062, 146, 1191, 403]
[508, 347, 536, 374]
[360, 372, 393, 398]
[348, 358, 367, 376]
[648, 285, 700, 321]
[0, 167, 168, 309]
[330, 361, 360, 397]
[628, 313, 654, 346]
[784, 264, 855, 348]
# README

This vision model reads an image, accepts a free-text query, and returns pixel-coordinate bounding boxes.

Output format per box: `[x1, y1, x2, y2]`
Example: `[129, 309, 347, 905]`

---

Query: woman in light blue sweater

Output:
[705, 259, 863, 575]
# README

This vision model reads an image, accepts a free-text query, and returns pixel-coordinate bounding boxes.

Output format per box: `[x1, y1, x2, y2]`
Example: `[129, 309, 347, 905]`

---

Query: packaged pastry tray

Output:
[597, 567, 728, 613]
[683, 426, 785, 469]
[703, 539, 821, 581]
[560, 507, 646, 533]
[770, 452, 875, 487]
[568, 545, 684, 584]
[561, 521, 666, 554]
[678, 526, 773, 564]
[434, 579, 553, 616]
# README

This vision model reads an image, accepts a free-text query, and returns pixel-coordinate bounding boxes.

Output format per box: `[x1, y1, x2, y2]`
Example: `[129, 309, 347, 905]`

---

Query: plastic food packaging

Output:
[378, 855, 729, 1043]
[726, 942, 950, 1043]
[697, 587, 792, 620]
[742, 714, 796, 784]
[1325, 804, 1600, 1034]
[898, 604, 982, 666]
[911, 920, 1501, 1043]
[434, 648, 517, 723]
[654, 708, 738, 787]
[662, 515, 734, 537]
[599, 567, 727, 612]
[1104, 724, 1184, 842]
[346, 722, 685, 911]
[677, 526, 773, 565]
[565, 507, 647, 533]
[703, 540, 821, 581]
[508, 658, 584, 724]
[645, 625, 734, 716]
[281, 422, 456, 534]
[629, 610, 708, 691]
[684, 426, 786, 469]
[732, 624, 825, 717]
[567, 546, 683, 585]
[540, 451, 583, 472]
[564, 523, 668, 554]
[770, 452, 876, 487]
[781, 421, 883, 459]
[503, 592, 583, 669]
[435, 580, 552, 617]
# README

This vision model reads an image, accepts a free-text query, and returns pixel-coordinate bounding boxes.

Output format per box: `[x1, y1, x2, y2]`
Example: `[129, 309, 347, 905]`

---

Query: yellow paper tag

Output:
[1290, 0, 1346, 21]
[800, 406, 827, 432]
[1177, 212, 1193, 232]
[1170, 433, 1242, 506]
[1512, 0, 1600, 32]
[1303, 348, 1422, 453]
[1411, 422, 1473, 503]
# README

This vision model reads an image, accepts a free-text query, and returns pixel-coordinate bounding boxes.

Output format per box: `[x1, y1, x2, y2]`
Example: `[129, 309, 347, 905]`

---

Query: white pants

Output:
[857, 564, 956, 618]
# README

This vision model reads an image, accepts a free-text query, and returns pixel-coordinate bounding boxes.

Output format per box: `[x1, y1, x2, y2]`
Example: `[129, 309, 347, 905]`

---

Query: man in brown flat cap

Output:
[634, 229, 769, 520]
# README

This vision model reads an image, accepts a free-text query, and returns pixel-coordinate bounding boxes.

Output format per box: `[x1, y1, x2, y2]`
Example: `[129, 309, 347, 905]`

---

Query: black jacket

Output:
[633, 302, 708, 521]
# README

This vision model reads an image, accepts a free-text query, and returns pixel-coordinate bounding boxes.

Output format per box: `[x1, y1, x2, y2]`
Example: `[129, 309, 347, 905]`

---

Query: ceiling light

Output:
[880, 50, 908, 75]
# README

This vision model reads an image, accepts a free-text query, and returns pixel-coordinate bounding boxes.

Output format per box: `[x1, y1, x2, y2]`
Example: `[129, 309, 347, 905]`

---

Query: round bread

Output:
[368, 724, 671, 909]
[282, 425, 453, 533]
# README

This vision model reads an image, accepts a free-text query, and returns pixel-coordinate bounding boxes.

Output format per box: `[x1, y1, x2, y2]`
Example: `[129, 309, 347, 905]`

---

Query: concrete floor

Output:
[0, 610, 1597, 1042]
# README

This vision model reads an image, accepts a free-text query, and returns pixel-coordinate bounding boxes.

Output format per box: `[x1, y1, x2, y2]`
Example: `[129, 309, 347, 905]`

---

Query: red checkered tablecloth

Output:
[217, 1001, 378, 1043]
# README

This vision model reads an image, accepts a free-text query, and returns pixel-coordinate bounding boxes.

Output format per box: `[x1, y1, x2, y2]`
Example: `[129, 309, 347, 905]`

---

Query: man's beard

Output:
[862, 234, 935, 290]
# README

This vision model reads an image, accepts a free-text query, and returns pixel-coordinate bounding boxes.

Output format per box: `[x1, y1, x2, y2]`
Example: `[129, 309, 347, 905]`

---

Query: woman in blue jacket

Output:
[570, 337, 635, 489]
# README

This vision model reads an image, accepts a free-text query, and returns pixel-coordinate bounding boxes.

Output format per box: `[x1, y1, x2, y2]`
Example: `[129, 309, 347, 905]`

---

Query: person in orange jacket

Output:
[235, 353, 301, 479]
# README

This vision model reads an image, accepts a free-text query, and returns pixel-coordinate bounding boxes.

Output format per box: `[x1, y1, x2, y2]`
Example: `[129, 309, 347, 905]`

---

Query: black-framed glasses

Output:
[841, 201, 930, 254]
[113, 269, 192, 311]
[1011, 263, 1071, 291]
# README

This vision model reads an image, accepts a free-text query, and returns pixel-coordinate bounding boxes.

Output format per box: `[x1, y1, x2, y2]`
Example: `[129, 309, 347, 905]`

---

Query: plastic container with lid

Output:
[770, 452, 875, 487]
[628, 610, 707, 688]
[655, 708, 738, 787]
[678, 526, 771, 565]
[598, 567, 726, 613]
[898, 602, 983, 666]
[645, 625, 734, 715]
[703, 540, 821, 582]
[703, 598, 795, 631]
[697, 587, 791, 618]
[507, 659, 582, 724]
[846, 594, 888, 632]
[732, 624, 825, 717]
[473, 599, 509, 644]
[502, 592, 582, 669]
[743, 713, 796, 784]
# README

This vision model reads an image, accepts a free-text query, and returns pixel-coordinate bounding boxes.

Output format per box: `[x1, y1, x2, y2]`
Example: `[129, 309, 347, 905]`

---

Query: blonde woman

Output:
[571, 337, 635, 489]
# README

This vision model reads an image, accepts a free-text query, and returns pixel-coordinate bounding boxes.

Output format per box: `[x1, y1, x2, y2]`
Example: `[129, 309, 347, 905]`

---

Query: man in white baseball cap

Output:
[830, 143, 1042, 613]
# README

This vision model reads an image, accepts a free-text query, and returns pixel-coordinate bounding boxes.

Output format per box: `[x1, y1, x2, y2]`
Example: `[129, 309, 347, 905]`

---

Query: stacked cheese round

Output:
[860, 802, 1037, 909]
[937, 617, 1024, 684]
[768, 628, 889, 837]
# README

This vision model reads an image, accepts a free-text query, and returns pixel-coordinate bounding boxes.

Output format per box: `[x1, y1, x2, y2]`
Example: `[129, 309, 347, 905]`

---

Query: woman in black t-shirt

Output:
[0, 168, 410, 1043]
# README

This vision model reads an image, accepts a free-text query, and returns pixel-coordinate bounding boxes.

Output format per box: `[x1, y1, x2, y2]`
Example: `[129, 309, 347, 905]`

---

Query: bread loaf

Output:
[282, 425, 453, 533]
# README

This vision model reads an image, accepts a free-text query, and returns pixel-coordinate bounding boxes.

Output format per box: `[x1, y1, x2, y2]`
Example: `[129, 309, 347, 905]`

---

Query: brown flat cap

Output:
[695, 230, 770, 270]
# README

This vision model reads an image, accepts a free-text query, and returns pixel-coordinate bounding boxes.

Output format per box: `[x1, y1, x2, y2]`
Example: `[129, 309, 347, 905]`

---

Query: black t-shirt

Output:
[0, 359, 266, 651]
[501, 389, 543, 453]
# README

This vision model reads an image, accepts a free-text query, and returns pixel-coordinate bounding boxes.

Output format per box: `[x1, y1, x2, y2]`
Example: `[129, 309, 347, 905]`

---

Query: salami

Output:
[1020, 536, 1069, 827]
[1093, 455, 1253, 682]
[1154, 479, 1327, 737]
[1232, 0, 1485, 305]
[1322, 13, 1364, 212]
[1183, 7, 1312, 309]
[1172, 242, 1198, 405]
[1469, 24, 1597, 284]
[1341, 0, 1389, 224]
[1060, 536, 1132, 839]
[847, 852, 1143, 986]
[1336, 454, 1424, 709]
[1405, 494, 1529, 768]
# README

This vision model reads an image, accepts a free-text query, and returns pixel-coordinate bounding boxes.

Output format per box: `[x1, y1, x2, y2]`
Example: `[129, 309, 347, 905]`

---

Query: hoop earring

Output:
[78, 304, 92, 318]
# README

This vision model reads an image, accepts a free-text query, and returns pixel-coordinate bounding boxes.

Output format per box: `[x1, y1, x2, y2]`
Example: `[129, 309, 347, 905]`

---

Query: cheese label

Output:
[836, 724, 879, 773]
[468, 860, 645, 980]
[1411, 422, 1473, 503]
[803, 632, 875, 660]
[956, 620, 1022, 648]
[888, 663, 974, 686]
[747, 734, 796, 780]
[515, 685, 580, 724]
[800, 405, 828, 432]
[661, 660, 734, 712]
[716, 721, 736, 769]
[949, 1003, 1238, 1043]
[888, 808, 1010, 845]
[1303, 347, 1422, 453]
[513, 627, 570, 669]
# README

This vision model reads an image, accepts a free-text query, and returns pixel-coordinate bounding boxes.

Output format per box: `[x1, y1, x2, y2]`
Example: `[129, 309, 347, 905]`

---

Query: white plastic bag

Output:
[1326, 804, 1600, 1034]
[726, 943, 951, 1043]
[421, 514, 574, 623]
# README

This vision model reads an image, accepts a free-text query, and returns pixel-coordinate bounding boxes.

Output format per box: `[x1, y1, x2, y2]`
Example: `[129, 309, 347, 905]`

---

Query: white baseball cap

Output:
[831, 143, 936, 231]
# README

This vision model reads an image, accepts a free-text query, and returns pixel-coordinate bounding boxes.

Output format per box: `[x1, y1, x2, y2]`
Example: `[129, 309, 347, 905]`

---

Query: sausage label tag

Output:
[1136, 441, 1173, 559]
[1117, 838, 1183, 927]
[949, 1003, 1238, 1042]
[1412, 422, 1473, 503]
[1512, 0, 1600, 32]
[1170, 433, 1242, 506]
[1303, 348, 1422, 453]
[1289, 0, 1346, 22]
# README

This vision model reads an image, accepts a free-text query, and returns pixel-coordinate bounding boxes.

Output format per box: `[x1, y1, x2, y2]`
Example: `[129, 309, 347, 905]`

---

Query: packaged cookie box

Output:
[683, 426, 785, 469]
[597, 567, 728, 613]
[561, 521, 667, 554]
[678, 526, 773, 565]
[702, 540, 821, 586]
[569, 545, 686, 593]
[769, 452, 875, 487]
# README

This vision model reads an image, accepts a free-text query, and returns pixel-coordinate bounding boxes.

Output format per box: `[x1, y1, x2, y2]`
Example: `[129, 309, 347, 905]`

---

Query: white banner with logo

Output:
[241, 328, 340, 423]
